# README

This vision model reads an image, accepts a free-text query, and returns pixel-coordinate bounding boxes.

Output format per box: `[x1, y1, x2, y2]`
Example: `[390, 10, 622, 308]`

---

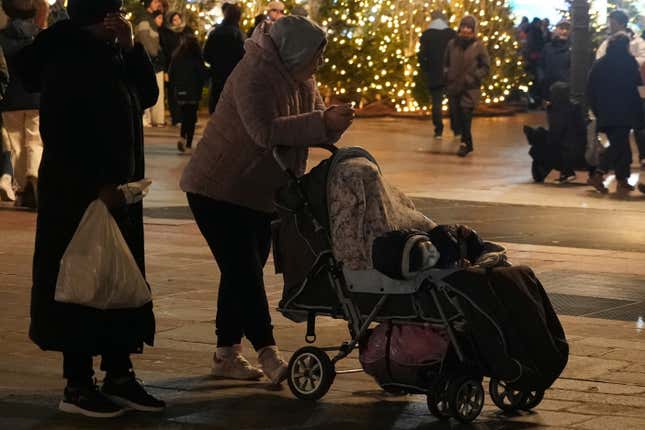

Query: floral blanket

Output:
[328, 157, 437, 270]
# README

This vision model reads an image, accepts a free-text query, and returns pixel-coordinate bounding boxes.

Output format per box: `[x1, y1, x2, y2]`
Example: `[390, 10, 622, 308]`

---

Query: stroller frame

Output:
[272, 146, 544, 423]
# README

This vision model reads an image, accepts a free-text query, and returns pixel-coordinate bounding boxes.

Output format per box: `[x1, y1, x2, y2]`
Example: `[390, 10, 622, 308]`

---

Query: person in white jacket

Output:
[596, 10, 645, 169]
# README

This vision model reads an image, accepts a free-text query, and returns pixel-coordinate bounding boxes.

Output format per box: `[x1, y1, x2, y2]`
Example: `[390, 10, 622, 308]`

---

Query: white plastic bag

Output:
[55, 199, 152, 310]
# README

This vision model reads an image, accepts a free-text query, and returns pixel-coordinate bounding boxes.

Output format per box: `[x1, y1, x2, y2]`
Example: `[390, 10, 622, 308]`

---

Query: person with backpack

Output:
[170, 35, 207, 153]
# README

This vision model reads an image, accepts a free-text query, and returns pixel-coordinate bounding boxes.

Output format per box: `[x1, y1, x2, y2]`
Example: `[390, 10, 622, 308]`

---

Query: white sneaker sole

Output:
[0, 187, 14, 202]
[103, 394, 165, 412]
[58, 400, 125, 418]
[262, 366, 289, 385]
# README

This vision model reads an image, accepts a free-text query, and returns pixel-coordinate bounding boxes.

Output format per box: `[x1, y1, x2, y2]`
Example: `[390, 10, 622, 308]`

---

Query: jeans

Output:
[179, 104, 198, 148]
[600, 127, 632, 181]
[187, 193, 276, 350]
[63, 352, 132, 386]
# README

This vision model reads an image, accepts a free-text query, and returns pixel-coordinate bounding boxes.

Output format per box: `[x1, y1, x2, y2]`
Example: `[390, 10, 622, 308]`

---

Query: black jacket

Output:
[588, 50, 644, 131]
[159, 24, 193, 70]
[541, 38, 570, 97]
[0, 19, 40, 111]
[547, 83, 588, 169]
[203, 23, 245, 87]
[18, 21, 159, 354]
[169, 52, 208, 104]
[418, 26, 456, 89]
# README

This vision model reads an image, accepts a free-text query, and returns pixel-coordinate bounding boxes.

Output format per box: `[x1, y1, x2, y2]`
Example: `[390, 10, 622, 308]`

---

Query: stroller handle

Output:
[272, 144, 338, 173]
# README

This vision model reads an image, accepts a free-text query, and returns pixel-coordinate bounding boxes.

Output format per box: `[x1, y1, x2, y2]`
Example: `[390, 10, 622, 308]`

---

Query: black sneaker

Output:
[59, 383, 125, 418]
[457, 143, 473, 157]
[101, 374, 165, 412]
[555, 173, 576, 184]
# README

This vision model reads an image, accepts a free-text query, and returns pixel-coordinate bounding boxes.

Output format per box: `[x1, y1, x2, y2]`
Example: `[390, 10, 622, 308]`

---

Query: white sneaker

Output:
[258, 346, 289, 385]
[211, 350, 263, 381]
[0, 174, 15, 202]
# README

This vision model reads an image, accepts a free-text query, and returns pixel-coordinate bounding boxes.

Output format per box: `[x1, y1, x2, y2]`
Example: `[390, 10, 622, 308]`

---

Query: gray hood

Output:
[269, 15, 326, 70]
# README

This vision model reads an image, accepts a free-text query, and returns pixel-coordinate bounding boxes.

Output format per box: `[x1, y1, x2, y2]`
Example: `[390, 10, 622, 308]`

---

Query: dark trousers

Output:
[180, 103, 199, 148]
[600, 127, 632, 181]
[167, 82, 181, 126]
[0, 151, 11, 176]
[63, 352, 132, 385]
[429, 87, 445, 136]
[450, 96, 474, 147]
[635, 128, 645, 162]
[187, 193, 276, 350]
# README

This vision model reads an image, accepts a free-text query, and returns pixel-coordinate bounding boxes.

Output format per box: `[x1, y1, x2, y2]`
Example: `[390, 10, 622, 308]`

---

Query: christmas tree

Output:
[317, 0, 526, 111]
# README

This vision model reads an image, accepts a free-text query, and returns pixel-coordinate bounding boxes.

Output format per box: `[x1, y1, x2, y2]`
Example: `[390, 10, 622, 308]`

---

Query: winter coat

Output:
[180, 27, 338, 213]
[596, 34, 645, 66]
[541, 37, 571, 98]
[135, 11, 164, 73]
[159, 23, 193, 71]
[169, 53, 207, 104]
[18, 21, 159, 354]
[588, 49, 644, 131]
[0, 19, 40, 111]
[418, 22, 456, 89]
[444, 38, 490, 109]
[203, 23, 245, 103]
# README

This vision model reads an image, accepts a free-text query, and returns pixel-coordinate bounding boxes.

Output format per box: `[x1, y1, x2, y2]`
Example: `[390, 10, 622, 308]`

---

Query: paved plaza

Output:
[1, 112, 645, 429]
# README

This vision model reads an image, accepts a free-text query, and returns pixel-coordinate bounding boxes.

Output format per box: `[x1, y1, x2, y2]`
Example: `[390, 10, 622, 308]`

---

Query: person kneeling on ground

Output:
[180, 16, 354, 384]
[19, 0, 164, 418]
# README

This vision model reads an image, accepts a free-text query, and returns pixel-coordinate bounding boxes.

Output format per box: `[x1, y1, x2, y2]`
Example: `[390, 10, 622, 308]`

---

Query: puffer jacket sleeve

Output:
[234, 74, 329, 149]
[474, 42, 490, 81]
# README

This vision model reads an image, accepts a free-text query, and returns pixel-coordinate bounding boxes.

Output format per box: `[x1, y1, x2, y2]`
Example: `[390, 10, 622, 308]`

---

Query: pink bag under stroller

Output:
[360, 322, 448, 388]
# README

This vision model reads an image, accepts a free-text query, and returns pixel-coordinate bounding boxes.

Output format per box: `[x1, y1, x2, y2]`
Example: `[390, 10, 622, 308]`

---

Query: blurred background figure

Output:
[247, 13, 266, 38]
[135, 0, 166, 127]
[47, 0, 68, 26]
[266, 1, 284, 22]
[160, 11, 193, 127]
[0, 0, 44, 209]
[541, 20, 571, 102]
[203, 2, 245, 114]
[170, 35, 207, 153]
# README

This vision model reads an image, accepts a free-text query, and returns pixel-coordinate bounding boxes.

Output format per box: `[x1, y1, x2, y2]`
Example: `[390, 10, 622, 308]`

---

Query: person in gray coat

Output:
[444, 15, 490, 157]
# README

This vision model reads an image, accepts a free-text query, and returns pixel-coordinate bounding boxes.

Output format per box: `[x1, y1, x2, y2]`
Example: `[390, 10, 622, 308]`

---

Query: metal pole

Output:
[570, 0, 592, 107]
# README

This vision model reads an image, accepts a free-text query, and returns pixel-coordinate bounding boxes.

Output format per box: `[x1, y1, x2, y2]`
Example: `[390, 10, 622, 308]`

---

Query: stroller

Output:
[271, 145, 569, 423]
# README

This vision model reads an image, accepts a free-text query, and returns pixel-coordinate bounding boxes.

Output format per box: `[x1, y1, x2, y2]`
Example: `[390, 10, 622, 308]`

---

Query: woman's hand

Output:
[99, 185, 126, 209]
[324, 104, 355, 133]
[104, 13, 134, 51]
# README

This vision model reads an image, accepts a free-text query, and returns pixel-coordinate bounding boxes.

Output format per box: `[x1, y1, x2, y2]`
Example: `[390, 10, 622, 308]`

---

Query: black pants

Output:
[167, 82, 181, 126]
[180, 104, 199, 148]
[187, 193, 275, 350]
[600, 127, 632, 181]
[63, 352, 132, 385]
[635, 128, 645, 162]
[450, 96, 474, 147]
[429, 87, 445, 136]
[0, 150, 11, 175]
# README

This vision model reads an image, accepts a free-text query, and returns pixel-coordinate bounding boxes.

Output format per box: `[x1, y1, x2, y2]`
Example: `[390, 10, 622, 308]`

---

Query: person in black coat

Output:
[159, 11, 193, 126]
[587, 33, 645, 196]
[203, 3, 245, 114]
[170, 34, 207, 152]
[526, 18, 545, 107]
[541, 20, 571, 101]
[18, 0, 165, 417]
[418, 11, 456, 138]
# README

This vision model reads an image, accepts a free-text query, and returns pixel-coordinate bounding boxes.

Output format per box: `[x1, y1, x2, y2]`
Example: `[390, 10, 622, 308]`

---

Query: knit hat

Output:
[556, 19, 571, 30]
[67, 0, 123, 27]
[269, 15, 326, 71]
[459, 15, 477, 32]
[267, 1, 285, 12]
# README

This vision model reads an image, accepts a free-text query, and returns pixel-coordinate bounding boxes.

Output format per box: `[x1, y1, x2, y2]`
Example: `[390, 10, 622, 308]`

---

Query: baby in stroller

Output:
[273, 146, 568, 423]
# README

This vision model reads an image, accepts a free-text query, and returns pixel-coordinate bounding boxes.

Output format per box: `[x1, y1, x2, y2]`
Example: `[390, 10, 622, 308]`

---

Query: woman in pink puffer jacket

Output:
[180, 16, 354, 384]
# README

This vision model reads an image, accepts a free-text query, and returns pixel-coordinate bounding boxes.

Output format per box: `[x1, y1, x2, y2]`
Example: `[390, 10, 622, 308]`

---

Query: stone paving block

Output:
[551, 378, 645, 395]
[548, 388, 645, 408]
[573, 415, 645, 430]
[560, 355, 630, 380]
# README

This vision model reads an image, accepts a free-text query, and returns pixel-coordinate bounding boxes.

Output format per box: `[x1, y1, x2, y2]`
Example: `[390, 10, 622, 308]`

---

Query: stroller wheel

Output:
[448, 377, 484, 423]
[426, 394, 450, 420]
[520, 390, 545, 411]
[489, 378, 524, 412]
[287, 347, 335, 401]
